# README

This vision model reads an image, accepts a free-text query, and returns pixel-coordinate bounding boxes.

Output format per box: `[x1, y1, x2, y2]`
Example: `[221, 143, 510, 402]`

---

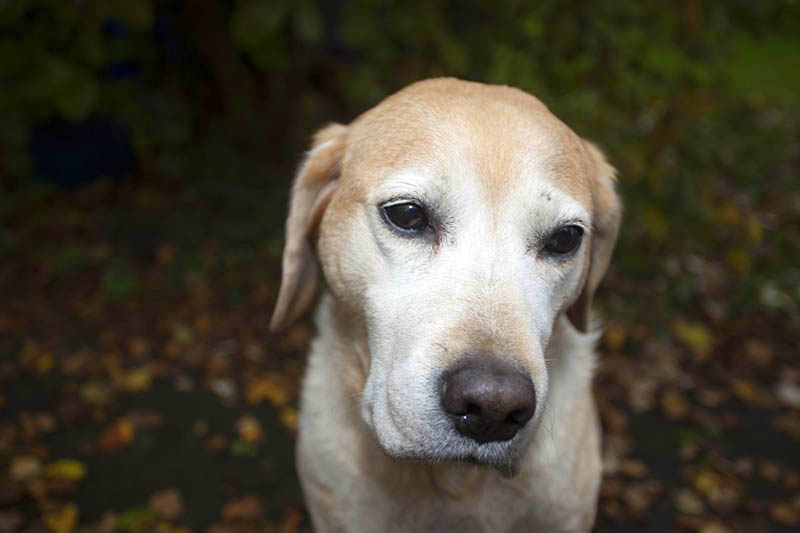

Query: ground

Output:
[0, 169, 798, 533]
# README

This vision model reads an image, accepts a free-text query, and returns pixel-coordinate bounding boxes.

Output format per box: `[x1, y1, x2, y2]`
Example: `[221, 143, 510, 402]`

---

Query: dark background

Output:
[1, 1, 799, 532]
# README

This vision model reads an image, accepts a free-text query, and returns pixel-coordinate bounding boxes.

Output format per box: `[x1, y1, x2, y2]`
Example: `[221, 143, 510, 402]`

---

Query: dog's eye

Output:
[545, 225, 584, 254]
[383, 203, 428, 232]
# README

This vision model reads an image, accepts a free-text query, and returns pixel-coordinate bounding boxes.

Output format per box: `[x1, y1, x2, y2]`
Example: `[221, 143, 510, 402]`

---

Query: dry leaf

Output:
[280, 407, 298, 432]
[43, 503, 78, 533]
[622, 480, 661, 513]
[661, 389, 689, 420]
[10, 456, 41, 481]
[122, 367, 152, 392]
[222, 496, 262, 521]
[673, 320, 713, 360]
[0, 511, 23, 533]
[619, 459, 648, 478]
[148, 487, 183, 521]
[97, 419, 135, 452]
[236, 415, 263, 444]
[674, 488, 704, 515]
[771, 502, 800, 526]
[246, 374, 289, 406]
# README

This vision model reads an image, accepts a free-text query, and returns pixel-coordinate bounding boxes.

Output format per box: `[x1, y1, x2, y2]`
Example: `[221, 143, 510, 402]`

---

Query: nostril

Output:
[465, 403, 482, 416]
[506, 408, 529, 426]
[506, 409, 523, 424]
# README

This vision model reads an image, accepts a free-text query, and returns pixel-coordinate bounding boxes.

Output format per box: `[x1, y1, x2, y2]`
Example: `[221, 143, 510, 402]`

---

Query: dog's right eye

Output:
[383, 202, 429, 232]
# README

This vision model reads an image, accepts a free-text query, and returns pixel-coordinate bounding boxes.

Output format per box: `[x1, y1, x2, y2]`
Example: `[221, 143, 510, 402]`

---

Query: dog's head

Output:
[271, 79, 620, 476]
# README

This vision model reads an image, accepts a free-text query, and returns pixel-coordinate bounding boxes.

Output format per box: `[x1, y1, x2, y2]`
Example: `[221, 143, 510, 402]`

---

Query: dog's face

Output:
[272, 79, 620, 475]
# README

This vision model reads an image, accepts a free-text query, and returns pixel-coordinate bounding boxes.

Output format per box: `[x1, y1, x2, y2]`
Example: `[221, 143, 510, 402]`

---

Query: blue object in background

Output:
[29, 115, 137, 189]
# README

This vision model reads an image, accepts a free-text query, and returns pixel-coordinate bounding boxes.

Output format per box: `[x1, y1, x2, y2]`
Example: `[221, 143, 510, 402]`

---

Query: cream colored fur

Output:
[271, 78, 621, 532]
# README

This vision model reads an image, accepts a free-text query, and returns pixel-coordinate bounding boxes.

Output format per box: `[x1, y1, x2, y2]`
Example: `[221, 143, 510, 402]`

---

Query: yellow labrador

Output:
[271, 78, 620, 532]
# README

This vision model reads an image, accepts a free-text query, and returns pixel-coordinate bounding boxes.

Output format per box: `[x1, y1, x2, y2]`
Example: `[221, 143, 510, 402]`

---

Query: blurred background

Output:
[1, 1, 799, 532]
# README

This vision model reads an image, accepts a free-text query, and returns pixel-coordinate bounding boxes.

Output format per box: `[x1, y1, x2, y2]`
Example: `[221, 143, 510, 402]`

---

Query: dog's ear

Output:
[270, 123, 347, 331]
[566, 140, 621, 332]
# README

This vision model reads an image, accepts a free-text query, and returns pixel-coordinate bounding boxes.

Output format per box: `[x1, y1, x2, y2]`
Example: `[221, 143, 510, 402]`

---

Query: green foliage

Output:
[1, 0, 799, 321]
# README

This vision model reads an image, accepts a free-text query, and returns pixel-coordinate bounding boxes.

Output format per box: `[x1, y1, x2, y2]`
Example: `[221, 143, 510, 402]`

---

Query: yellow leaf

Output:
[715, 200, 741, 226]
[35, 352, 55, 374]
[43, 503, 78, 533]
[746, 214, 763, 243]
[280, 407, 298, 432]
[725, 247, 751, 277]
[673, 320, 713, 359]
[730, 378, 762, 406]
[246, 374, 289, 406]
[122, 367, 152, 392]
[236, 415, 263, 444]
[694, 469, 721, 496]
[643, 207, 668, 242]
[603, 322, 628, 351]
[45, 459, 87, 481]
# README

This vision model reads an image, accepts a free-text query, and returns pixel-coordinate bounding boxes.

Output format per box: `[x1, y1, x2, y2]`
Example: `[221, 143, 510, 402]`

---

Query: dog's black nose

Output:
[441, 359, 535, 444]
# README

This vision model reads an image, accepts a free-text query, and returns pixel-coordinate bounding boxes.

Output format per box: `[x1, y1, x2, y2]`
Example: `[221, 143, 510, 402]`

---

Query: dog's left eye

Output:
[383, 202, 429, 232]
[545, 225, 584, 255]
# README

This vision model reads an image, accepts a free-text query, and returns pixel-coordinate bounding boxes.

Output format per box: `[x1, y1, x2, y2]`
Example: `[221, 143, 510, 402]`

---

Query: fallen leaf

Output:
[771, 502, 800, 526]
[745, 340, 772, 365]
[628, 379, 657, 413]
[0, 510, 23, 533]
[661, 389, 689, 420]
[206, 435, 228, 452]
[619, 459, 648, 478]
[783, 471, 800, 490]
[43, 503, 78, 533]
[222, 496, 262, 521]
[674, 488, 704, 515]
[129, 337, 151, 359]
[117, 507, 156, 531]
[245, 374, 289, 406]
[236, 415, 263, 444]
[97, 419, 135, 452]
[279, 505, 303, 533]
[93, 512, 118, 533]
[61, 349, 91, 376]
[699, 521, 731, 533]
[760, 461, 780, 481]
[45, 459, 87, 481]
[776, 378, 800, 408]
[729, 378, 771, 407]
[230, 439, 259, 458]
[121, 367, 152, 392]
[673, 320, 713, 360]
[772, 413, 800, 439]
[603, 322, 628, 352]
[10, 456, 41, 481]
[80, 382, 112, 405]
[280, 407, 298, 432]
[622, 480, 661, 513]
[210, 378, 237, 403]
[148, 487, 183, 521]
[125, 410, 163, 431]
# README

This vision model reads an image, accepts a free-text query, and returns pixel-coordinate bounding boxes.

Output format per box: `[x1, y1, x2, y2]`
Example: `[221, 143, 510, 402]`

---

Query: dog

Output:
[270, 78, 621, 532]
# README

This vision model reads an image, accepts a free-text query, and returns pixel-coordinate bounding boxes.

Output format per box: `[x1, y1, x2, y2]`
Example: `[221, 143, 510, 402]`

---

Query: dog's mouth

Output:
[383, 436, 524, 478]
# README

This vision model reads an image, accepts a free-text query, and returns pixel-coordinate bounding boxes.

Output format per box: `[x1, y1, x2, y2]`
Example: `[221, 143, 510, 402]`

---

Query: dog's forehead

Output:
[342, 79, 592, 209]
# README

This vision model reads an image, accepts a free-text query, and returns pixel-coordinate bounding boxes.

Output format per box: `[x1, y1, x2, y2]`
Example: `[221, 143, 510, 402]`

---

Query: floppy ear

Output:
[566, 140, 621, 332]
[270, 123, 347, 331]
